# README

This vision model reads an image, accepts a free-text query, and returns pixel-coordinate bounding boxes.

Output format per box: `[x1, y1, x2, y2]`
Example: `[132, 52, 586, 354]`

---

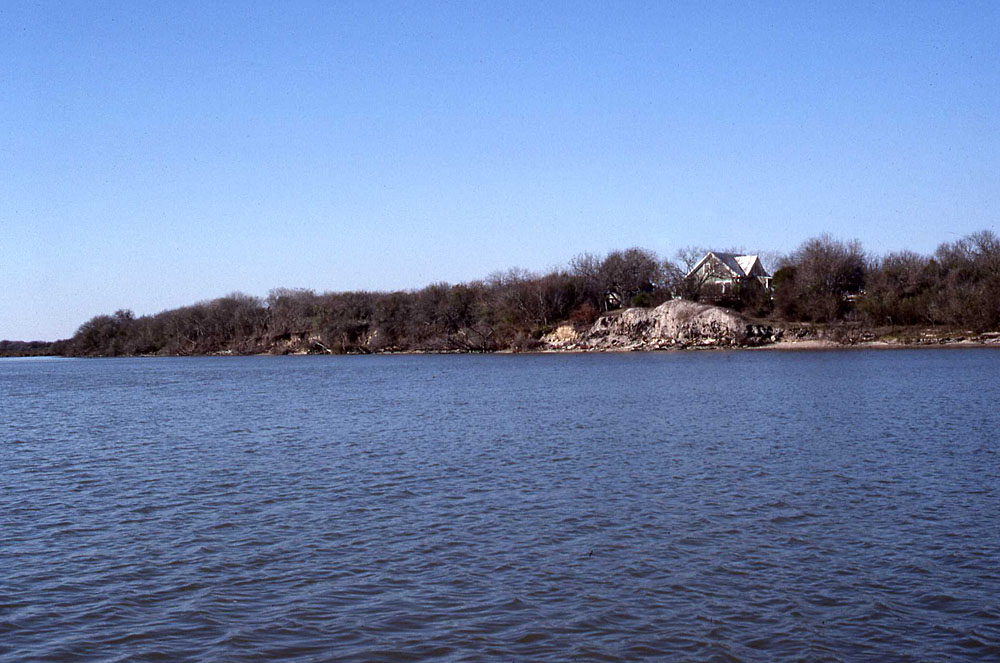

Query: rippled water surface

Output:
[2, 351, 999, 661]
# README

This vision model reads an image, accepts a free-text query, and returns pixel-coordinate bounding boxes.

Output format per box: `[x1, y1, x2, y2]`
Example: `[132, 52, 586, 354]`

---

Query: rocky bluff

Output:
[543, 300, 779, 351]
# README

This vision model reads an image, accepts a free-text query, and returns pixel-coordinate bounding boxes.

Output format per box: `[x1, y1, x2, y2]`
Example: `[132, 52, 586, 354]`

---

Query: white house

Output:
[685, 252, 772, 295]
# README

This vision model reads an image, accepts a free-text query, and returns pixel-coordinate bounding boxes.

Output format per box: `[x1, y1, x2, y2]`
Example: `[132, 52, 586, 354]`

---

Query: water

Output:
[2, 351, 999, 662]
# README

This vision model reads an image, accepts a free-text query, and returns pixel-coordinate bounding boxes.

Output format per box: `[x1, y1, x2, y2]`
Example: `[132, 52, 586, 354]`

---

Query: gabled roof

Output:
[686, 252, 770, 279]
[735, 255, 760, 276]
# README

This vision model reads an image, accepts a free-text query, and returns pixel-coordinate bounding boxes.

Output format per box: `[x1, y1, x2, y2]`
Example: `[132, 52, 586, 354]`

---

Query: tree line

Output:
[63, 246, 672, 356]
[773, 230, 1000, 329]
[5, 230, 999, 356]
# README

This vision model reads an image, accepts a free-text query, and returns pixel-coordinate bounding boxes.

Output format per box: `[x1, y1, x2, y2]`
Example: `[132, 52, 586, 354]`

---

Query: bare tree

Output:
[775, 235, 867, 322]
[600, 247, 663, 309]
[860, 251, 933, 325]
[674, 246, 709, 274]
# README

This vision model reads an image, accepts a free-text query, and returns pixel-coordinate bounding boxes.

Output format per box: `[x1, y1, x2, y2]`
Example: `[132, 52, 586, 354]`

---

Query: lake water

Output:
[2, 351, 999, 662]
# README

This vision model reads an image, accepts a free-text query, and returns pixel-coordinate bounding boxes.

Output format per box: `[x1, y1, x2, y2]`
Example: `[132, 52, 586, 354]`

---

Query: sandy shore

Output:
[749, 339, 1000, 351]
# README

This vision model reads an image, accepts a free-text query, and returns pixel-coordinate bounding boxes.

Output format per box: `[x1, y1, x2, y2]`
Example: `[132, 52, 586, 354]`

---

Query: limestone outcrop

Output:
[543, 300, 780, 351]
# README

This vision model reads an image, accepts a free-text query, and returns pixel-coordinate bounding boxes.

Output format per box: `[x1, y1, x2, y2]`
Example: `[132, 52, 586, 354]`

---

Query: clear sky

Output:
[2, 1, 998, 340]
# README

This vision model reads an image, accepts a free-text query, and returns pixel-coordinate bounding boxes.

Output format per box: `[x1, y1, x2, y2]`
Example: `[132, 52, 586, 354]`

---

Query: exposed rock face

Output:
[541, 324, 580, 345]
[545, 300, 779, 351]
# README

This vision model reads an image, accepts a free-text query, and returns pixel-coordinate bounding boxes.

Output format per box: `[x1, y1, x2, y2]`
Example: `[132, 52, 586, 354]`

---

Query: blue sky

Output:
[2, 1, 998, 340]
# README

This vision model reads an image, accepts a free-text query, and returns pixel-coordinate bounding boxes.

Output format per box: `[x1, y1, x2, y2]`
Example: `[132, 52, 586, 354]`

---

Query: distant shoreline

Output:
[747, 339, 1000, 351]
[5, 339, 1000, 360]
[535, 339, 1000, 353]
[4, 298, 1000, 359]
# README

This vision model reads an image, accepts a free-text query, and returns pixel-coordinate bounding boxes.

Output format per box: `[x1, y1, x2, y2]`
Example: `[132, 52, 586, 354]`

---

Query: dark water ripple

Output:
[2, 351, 999, 661]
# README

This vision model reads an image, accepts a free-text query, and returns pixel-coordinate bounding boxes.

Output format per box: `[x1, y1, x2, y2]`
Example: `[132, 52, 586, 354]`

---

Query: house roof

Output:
[686, 252, 770, 279]
[735, 255, 759, 276]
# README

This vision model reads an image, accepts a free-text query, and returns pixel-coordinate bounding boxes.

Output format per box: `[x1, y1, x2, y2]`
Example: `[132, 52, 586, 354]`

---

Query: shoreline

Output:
[746, 339, 1000, 351]
[534, 339, 1000, 354]
[6, 339, 999, 359]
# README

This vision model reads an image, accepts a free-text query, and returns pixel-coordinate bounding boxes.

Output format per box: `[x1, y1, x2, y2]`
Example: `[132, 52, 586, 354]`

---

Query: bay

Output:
[2, 351, 999, 661]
